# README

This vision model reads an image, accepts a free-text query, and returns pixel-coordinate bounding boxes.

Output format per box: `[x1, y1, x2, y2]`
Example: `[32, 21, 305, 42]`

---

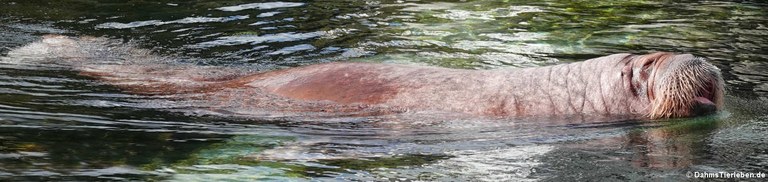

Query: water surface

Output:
[1, 0, 768, 181]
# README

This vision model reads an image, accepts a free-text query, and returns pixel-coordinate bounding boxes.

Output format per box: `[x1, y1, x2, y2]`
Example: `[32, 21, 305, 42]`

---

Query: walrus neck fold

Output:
[491, 53, 648, 119]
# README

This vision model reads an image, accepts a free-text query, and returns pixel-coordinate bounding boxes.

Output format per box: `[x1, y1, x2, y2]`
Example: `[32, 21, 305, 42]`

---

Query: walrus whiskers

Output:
[648, 56, 724, 119]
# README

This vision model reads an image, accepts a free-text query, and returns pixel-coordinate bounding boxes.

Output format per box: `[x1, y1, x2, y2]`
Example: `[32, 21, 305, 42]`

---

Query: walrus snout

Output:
[689, 74, 720, 117]
[692, 96, 717, 116]
[645, 53, 725, 119]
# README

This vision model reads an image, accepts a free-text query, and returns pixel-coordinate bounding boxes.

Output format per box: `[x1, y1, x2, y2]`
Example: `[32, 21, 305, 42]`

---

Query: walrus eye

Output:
[640, 61, 654, 80]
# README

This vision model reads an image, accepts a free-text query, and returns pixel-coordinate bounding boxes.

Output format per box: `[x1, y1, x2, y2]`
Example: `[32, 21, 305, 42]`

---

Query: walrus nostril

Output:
[692, 97, 717, 116]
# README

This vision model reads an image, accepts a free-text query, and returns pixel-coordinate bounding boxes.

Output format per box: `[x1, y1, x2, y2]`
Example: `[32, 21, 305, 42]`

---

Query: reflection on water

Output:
[95, 15, 252, 29]
[1, 0, 768, 181]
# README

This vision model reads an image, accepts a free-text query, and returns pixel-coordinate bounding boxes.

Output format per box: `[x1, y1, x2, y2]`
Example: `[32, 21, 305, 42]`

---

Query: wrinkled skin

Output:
[4, 35, 725, 120]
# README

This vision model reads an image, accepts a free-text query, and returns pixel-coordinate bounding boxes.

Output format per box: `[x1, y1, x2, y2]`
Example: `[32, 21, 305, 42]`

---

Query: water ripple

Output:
[96, 15, 250, 29]
[216, 2, 305, 12]
[193, 32, 324, 48]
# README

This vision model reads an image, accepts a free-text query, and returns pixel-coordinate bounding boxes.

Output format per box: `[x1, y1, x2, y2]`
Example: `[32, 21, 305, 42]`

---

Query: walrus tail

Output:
[4, 35, 248, 95]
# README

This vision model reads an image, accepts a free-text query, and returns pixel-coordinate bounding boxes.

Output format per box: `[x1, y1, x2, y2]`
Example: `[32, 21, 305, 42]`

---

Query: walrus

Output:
[3, 35, 724, 120]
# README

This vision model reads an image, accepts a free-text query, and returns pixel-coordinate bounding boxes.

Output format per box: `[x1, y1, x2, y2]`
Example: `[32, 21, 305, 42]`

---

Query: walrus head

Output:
[623, 52, 724, 119]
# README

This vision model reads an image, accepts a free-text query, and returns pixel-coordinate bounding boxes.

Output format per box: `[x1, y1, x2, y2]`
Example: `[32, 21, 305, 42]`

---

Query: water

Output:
[1, 0, 768, 181]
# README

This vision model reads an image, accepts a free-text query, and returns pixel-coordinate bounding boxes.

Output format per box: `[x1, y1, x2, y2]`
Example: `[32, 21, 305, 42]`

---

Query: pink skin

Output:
[235, 55, 646, 118]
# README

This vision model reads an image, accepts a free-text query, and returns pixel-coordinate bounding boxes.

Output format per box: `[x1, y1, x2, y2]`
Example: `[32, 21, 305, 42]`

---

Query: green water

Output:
[1, 0, 768, 181]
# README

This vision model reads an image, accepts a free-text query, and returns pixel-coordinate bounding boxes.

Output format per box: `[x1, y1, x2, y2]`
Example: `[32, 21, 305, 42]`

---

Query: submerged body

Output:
[4, 35, 725, 120]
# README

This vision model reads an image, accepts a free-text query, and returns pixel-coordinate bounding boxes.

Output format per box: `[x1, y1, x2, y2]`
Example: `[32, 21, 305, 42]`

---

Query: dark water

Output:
[1, 0, 768, 181]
